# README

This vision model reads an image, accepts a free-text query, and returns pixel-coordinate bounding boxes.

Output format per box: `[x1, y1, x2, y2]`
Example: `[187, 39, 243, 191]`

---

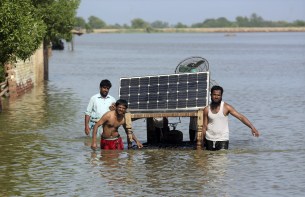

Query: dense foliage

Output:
[77, 13, 305, 30]
[88, 16, 107, 29]
[0, 0, 46, 67]
[0, 0, 80, 81]
[131, 18, 149, 29]
[33, 0, 80, 42]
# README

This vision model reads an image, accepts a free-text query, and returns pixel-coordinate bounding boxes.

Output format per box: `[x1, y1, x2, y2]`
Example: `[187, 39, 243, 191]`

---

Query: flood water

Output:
[1, 32, 305, 196]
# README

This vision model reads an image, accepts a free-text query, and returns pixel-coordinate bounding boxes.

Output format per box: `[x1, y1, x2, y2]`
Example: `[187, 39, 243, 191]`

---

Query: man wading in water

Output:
[202, 85, 260, 150]
[91, 99, 143, 150]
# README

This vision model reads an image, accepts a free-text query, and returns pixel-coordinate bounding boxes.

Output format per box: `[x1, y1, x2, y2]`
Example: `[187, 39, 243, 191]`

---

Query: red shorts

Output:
[100, 137, 124, 150]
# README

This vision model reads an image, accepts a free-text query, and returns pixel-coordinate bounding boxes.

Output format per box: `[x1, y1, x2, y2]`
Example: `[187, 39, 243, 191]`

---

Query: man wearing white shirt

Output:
[202, 85, 260, 150]
[84, 79, 116, 137]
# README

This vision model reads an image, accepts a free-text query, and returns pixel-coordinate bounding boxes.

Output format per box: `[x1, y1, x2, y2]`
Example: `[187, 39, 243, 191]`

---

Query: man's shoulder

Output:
[222, 101, 229, 107]
[91, 93, 100, 98]
[91, 94, 115, 100]
[88, 93, 100, 101]
[203, 105, 209, 114]
[105, 110, 116, 117]
[107, 94, 116, 100]
[222, 101, 233, 111]
[204, 104, 210, 110]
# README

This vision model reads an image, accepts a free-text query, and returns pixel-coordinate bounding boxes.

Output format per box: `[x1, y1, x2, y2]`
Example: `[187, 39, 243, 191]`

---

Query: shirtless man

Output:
[202, 85, 260, 151]
[91, 99, 143, 150]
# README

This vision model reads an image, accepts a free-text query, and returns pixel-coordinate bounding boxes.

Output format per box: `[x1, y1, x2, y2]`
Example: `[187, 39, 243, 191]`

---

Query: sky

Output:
[77, 0, 305, 25]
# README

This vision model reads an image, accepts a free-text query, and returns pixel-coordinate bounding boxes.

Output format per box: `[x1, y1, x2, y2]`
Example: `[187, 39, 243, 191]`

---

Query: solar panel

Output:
[119, 72, 209, 113]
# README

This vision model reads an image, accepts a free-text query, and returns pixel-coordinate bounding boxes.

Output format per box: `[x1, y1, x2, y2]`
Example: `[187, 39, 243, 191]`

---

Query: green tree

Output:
[33, 0, 80, 42]
[292, 20, 305, 27]
[123, 24, 130, 28]
[191, 22, 203, 28]
[75, 16, 87, 29]
[174, 22, 188, 28]
[201, 17, 233, 27]
[131, 18, 149, 28]
[150, 20, 169, 28]
[249, 13, 264, 27]
[85, 23, 93, 33]
[235, 16, 249, 27]
[0, 0, 46, 81]
[88, 16, 107, 29]
[216, 17, 233, 27]
[0, 0, 80, 81]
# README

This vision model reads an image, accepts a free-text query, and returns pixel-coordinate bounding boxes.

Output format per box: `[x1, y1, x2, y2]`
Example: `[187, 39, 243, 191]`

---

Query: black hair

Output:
[116, 99, 128, 109]
[211, 85, 223, 95]
[100, 79, 112, 88]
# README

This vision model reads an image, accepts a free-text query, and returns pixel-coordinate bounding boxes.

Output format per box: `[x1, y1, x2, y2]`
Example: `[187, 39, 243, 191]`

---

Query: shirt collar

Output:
[98, 94, 110, 99]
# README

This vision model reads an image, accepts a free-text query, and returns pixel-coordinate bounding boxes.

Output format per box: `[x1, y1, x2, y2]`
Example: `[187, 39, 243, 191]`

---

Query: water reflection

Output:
[0, 82, 80, 196]
[1, 32, 305, 196]
[88, 149, 230, 196]
[0, 82, 79, 131]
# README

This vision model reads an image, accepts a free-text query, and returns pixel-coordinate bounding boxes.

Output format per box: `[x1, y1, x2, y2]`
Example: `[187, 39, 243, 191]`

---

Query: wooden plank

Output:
[129, 111, 202, 119]
[125, 112, 133, 148]
[196, 109, 204, 149]
[126, 108, 205, 150]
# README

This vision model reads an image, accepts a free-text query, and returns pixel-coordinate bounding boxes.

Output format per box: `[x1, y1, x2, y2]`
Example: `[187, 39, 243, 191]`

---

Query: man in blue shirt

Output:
[84, 79, 116, 137]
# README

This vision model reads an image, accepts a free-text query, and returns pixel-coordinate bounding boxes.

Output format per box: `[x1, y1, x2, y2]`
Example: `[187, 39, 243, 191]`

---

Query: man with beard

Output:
[91, 99, 143, 150]
[202, 85, 260, 150]
[84, 79, 116, 137]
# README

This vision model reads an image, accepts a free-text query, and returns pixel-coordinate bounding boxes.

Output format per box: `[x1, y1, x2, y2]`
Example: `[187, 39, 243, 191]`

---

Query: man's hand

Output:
[128, 133, 134, 142]
[85, 126, 90, 136]
[109, 103, 116, 111]
[91, 142, 97, 150]
[252, 128, 260, 137]
[136, 141, 143, 149]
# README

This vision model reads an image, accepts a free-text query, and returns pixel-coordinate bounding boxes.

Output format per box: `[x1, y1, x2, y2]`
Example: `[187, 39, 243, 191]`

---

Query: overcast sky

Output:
[77, 0, 305, 25]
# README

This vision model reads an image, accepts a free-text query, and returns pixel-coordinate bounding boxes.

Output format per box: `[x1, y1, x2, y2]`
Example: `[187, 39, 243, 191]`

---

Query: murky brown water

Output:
[1, 32, 305, 196]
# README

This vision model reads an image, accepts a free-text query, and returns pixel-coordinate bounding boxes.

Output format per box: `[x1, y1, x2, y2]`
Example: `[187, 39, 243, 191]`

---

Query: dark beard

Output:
[100, 92, 108, 98]
[210, 99, 221, 109]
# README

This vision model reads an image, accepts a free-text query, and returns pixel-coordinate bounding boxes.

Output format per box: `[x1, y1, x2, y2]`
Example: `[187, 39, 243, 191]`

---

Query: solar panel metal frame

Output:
[119, 72, 210, 113]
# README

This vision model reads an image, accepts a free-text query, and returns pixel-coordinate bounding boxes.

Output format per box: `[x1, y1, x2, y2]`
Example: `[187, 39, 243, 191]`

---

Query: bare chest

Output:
[105, 117, 125, 128]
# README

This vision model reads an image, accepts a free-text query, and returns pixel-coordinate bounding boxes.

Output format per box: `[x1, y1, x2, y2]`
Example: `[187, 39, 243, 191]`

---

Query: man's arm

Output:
[91, 113, 108, 150]
[226, 103, 260, 137]
[84, 96, 94, 135]
[84, 115, 91, 136]
[131, 132, 143, 149]
[202, 106, 209, 147]
[123, 125, 143, 149]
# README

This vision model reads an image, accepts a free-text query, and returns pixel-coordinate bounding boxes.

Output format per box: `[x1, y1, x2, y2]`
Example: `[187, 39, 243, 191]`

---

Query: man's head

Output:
[210, 85, 223, 105]
[115, 99, 128, 115]
[115, 99, 128, 108]
[99, 79, 112, 97]
[211, 85, 223, 95]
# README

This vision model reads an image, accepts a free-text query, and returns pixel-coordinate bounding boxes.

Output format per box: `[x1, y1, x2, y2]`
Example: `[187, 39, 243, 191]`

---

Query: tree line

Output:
[1, 1, 304, 83]
[75, 13, 305, 31]
[0, 0, 80, 81]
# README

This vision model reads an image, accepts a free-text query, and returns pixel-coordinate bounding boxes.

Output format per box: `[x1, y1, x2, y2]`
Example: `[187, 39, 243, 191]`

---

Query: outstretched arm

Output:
[123, 125, 143, 149]
[131, 132, 143, 148]
[226, 103, 260, 137]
